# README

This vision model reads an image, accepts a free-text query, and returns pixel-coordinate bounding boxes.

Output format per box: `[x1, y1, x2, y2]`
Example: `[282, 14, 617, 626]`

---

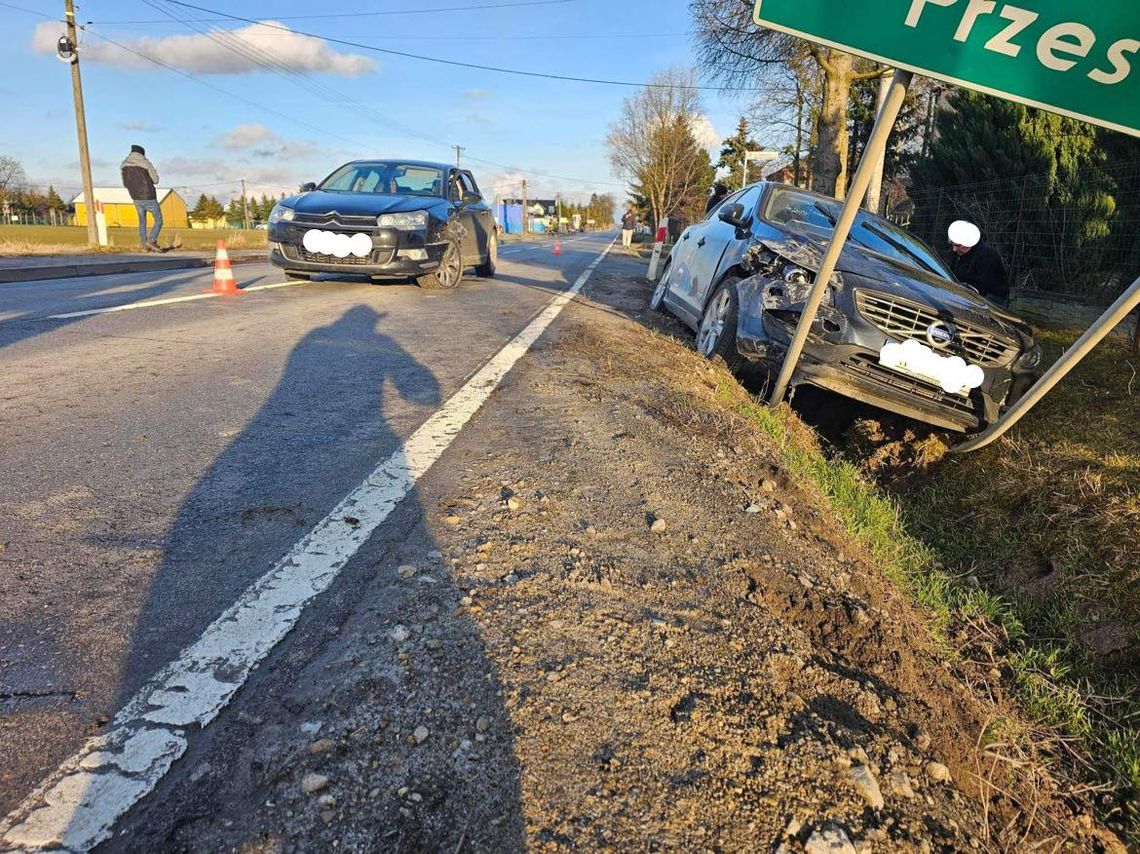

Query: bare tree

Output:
[690, 0, 884, 200]
[0, 155, 28, 200]
[606, 68, 715, 228]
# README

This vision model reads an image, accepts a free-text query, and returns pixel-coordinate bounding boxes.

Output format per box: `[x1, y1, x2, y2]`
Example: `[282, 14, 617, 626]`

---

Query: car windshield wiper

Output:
[859, 221, 940, 275]
[812, 202, 873, 249]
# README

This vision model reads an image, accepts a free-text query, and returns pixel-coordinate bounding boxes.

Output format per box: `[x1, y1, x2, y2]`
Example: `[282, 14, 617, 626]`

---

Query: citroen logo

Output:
[926, 321, 955, 349]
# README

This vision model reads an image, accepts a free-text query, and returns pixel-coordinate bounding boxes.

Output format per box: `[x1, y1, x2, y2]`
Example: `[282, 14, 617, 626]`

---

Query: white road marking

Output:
[0, 239, 615, 852]
[46, 280, 309, 319]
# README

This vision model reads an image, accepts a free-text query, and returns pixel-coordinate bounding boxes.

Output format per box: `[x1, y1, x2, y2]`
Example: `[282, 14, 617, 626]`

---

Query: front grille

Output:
[854, 290, 1019, 367]
[282, 244, 384, 266]
[293, 212, 377, 229]
[842, 355, 978, 417]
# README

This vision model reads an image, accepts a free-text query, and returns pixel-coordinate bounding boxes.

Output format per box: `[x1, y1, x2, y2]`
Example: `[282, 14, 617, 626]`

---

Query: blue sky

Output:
[0, 0, 751, 205]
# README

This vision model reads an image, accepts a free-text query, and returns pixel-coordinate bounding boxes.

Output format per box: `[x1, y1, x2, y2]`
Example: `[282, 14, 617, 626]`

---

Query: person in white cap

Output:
[948, 220, 1009, 306]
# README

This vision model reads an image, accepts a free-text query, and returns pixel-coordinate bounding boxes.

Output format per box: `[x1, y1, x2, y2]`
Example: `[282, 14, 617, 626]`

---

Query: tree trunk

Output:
[812, 50, 854, 201]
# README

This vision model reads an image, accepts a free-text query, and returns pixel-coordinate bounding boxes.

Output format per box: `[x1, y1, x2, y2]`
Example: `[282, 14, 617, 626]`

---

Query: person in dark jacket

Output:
[705, 182, 730, 214]
[620, 207, 637, 248]
[120, 144, 163, 251]
[948, 220, 1009, 306]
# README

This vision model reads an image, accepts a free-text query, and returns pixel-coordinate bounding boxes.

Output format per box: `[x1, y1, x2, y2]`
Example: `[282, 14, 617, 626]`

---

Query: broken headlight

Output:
[1015, 342, 1043, 371]
[782, 264, 814, 285]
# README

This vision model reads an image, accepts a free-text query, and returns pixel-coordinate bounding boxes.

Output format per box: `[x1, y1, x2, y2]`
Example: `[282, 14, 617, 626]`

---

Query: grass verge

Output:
[0, 225, 267, 255]
[726, 329, 1139, 843]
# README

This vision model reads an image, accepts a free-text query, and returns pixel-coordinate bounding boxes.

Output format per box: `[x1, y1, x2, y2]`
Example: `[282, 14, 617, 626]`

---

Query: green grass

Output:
[0, 224, 267, 254]
[725, 330, 1140, 841]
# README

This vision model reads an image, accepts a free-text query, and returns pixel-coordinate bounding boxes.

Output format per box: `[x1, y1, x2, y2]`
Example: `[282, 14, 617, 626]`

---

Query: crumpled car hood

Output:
[758, 230, 1013, 333]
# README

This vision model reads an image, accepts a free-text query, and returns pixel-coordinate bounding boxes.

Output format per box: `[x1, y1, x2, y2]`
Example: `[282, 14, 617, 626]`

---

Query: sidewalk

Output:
[0, 250, 267, 284]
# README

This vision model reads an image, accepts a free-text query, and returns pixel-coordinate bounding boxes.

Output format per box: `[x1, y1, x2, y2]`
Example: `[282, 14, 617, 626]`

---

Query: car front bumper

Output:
[268, 222, 447, 278]
[734, 281, 1017, 432]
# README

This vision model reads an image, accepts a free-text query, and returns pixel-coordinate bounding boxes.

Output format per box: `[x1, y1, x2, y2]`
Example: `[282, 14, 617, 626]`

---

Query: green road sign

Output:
[753, 0, 1140, 137]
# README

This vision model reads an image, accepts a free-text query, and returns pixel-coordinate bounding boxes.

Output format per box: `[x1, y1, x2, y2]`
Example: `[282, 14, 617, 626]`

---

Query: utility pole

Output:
[453, 145, 465, 168]
[240, 178, 251, 230]
[64, 0, 97, 246]
[521, 178, 528, 235]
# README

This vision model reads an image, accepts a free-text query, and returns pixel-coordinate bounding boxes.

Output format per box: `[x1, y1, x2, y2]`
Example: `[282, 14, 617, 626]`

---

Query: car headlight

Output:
[1015, 342, 1043, 371]
[377, 211, 428, 230]
[268, 204, 294, 224]
[782, 264, 814, 285]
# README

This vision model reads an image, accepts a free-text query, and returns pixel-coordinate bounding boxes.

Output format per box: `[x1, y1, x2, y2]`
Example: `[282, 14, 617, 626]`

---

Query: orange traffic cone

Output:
[210, 241, 240, 295]
[553, 236, 562, 256]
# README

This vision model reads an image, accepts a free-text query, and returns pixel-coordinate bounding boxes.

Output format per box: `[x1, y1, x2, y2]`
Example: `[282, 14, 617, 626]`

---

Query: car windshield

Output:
[319, 162, 445, 197]
[764, 188, 952, 278]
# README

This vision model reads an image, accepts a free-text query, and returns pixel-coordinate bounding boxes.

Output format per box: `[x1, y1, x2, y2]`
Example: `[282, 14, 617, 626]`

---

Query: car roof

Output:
[342, 159, 455, 171]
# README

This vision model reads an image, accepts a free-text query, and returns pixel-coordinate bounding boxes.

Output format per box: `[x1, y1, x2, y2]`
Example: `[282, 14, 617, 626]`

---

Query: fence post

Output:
[1012, 176, 1026, 278]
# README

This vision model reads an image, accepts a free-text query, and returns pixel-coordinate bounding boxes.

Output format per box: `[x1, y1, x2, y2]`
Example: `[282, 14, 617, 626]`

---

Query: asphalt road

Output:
[0, 232, 615, 824]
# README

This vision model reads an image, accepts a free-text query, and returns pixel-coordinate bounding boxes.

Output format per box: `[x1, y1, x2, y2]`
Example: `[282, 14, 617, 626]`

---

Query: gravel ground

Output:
[108, 252, 1123, 853]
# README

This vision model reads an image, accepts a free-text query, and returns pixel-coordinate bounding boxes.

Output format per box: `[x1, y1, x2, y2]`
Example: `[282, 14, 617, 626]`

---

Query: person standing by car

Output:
[621, 207, 637, 248]
[120, 144, 163, 251]
[948, 220, 1009, 306]
[705, 182, 730, 214]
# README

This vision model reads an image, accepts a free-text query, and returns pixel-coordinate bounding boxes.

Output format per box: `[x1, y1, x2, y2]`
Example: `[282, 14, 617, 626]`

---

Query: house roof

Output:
[70, 188, 181, 205]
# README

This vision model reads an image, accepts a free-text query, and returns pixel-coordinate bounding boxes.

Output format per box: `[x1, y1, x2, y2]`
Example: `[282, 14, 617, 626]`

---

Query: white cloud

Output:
[688, 114, 720, 152]
[119, 119, 161, 133]
[462, 88, 490, 101]
[32, 20, 375, 76]
[223, 123, 277, 149]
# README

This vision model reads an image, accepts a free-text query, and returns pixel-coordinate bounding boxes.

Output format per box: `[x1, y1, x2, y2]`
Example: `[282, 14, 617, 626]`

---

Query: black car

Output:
[651, 183, 1041, 432]
[268, 160, 497, 289]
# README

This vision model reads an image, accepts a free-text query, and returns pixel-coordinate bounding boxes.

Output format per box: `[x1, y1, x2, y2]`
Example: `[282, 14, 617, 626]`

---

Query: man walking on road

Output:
[705, 182, 729, 214]
[121, 144, 163, 252]
[948, 220, 1009, 306]
[621, 207, 637, 248]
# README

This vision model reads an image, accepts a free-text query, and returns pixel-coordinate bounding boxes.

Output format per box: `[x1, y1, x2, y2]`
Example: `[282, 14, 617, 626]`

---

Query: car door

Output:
[448, 169, 485, 264]
[667, 190, 745, 326]
[460, 171, 492, 260]
[678, 186, 763, 321]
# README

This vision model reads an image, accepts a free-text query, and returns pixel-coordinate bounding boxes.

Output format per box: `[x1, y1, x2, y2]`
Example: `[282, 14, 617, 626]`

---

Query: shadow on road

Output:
[97, 304, 524, 849]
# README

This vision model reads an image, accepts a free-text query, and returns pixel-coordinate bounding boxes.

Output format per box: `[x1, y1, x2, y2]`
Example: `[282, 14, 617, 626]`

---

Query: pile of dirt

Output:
[113, 254, 1122, 852]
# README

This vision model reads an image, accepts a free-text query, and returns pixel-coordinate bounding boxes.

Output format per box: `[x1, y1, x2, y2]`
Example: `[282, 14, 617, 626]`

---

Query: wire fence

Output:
[891, 165, 1140, 304]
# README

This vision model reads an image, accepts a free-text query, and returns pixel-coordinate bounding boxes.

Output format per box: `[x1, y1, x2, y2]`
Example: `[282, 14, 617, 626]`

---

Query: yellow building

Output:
[71, 188, 189, 229]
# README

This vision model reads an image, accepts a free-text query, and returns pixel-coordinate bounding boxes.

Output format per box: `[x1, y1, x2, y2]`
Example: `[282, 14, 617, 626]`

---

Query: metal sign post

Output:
[769, 70, 914, 406]
[953, 276, 1140, 452]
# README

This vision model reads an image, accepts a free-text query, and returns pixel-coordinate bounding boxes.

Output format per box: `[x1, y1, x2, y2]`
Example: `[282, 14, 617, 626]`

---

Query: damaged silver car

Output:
[651, 183, 1042, 432]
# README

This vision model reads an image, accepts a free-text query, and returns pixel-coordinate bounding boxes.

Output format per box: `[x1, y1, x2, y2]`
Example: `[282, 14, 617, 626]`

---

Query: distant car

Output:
[651, 183, 1042, 432]
[267, 159, 497, 289]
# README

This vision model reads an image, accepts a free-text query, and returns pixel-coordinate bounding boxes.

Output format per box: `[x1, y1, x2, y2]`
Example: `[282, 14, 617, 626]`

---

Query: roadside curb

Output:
[0, 252, 267, 284]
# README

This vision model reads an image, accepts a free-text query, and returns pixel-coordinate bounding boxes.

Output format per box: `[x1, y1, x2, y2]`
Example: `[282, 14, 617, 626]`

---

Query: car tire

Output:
[696, 277, 742, 371]
[649, 258, 671, 312]
[416, 236, 464, 290]
[475, 231, 497, 278]
[284, 270, 311, 281]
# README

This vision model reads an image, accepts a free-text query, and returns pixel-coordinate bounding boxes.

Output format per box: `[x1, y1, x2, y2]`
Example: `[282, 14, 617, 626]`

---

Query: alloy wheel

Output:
[697, 289, 731, 356]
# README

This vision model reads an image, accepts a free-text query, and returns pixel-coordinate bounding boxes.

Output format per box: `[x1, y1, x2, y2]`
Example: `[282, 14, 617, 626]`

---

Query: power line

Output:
[161, 0, 760, 92]
[92, 0, 576, 25]
[0, 1, 55, 18]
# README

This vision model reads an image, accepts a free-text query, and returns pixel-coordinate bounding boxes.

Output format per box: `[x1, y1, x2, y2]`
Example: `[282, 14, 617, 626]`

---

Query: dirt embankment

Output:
[113, 253, 1123, 852]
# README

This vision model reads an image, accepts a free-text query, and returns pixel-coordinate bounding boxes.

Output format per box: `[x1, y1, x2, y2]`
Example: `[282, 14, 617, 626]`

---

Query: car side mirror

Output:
[301, 182, 317, 192]
[718, 203, 747, 229]
[462, 192, 482, 206]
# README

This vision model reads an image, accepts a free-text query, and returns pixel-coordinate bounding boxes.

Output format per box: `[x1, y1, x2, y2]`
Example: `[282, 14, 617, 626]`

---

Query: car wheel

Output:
[649, 258, 671, 312]
[696, 277, 742, 370]
[284, 270, 311, 281]
[475, 231, 497, 278]
[416, 237, 464, 290]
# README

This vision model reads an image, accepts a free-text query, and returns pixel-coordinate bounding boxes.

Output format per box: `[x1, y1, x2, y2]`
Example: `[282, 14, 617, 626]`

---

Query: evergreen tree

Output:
[45, 186, 64, 210]
[191, 193, 226, 220]
[909, 90, 1115, 293]
[717, 116, 762, 191]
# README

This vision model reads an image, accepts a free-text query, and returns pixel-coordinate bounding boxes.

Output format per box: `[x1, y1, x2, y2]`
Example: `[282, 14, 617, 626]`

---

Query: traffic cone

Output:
[553, 237, 562, 256]
[210, 240, 240, 295]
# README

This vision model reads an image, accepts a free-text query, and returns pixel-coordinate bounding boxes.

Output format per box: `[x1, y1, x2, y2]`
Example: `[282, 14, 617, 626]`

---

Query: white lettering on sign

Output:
[1089, 38, 1140, 85]
[904, 0, 1137, 85]
[986, 6, 1039, 58]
